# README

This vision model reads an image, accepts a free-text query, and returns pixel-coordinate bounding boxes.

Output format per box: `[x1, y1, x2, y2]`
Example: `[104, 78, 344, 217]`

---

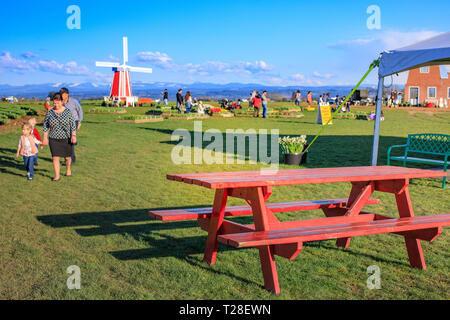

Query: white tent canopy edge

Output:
[371, 32, 450, 166]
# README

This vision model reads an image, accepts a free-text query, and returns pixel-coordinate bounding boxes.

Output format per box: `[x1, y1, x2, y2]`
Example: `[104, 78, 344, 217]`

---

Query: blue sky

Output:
[1, 0, 449, 86]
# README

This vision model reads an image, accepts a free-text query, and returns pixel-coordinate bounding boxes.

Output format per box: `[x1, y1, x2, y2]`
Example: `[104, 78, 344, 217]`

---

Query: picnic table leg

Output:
[394, 181, 427, 270]
[203, 188, 228, 265]
[248, 187, 280, 294]
[336, 181, 375, 248]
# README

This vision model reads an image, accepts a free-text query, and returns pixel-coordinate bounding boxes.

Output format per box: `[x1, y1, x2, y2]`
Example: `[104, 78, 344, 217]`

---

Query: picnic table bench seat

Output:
[387, 133, 449, 188]
[149, 198, 380, 221]
[218, 213, 450, 249]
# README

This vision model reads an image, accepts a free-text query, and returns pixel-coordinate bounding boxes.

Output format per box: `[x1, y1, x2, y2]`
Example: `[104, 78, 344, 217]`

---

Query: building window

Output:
[448, 87, 450, 99]
[428, 87, 436, 98]
[420, 66, 430, 73]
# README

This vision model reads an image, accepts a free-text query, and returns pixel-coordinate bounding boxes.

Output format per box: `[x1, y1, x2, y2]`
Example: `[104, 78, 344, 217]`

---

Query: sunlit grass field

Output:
[0, 101, 449, 299]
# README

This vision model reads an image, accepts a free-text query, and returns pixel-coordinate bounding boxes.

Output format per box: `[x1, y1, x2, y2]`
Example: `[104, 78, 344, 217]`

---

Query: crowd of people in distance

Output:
[388, 89, 402, 108]
[162, 88, 355, 118]
[174, 88, 208, 114]
[160, 88, 274, 117]
[16, 88, 83, 181]
[291, 90, 352, 113]
[248, 90, 270, 118]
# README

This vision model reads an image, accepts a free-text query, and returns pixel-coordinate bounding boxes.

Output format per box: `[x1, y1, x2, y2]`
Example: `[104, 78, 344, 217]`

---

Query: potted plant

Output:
[279, 135, 308, 165]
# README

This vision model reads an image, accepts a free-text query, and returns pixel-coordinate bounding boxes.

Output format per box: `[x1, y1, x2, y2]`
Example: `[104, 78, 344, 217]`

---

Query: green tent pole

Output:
[304, 59, 379, 153]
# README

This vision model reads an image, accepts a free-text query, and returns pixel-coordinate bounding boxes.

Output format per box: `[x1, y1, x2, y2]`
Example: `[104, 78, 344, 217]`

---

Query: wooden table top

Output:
[167, 166, 446, 189]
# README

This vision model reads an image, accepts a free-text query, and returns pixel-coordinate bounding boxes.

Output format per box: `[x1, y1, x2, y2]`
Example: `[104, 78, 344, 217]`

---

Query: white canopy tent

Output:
[371, 32, 450, 165]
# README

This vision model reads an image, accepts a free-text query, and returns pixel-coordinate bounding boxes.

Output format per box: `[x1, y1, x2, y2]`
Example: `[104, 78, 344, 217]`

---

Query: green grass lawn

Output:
[0, 102, 449, 299]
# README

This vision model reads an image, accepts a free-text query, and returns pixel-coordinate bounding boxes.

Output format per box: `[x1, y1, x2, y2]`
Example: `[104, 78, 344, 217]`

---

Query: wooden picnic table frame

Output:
[166, 166, 447, 294]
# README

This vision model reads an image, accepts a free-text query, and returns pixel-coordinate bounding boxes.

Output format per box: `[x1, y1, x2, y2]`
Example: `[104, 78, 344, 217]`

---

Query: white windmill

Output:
[96, 37, 152, 106]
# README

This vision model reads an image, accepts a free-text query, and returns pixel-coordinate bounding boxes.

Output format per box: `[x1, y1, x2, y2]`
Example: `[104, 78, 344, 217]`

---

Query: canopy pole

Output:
[371, 76, 384, 166]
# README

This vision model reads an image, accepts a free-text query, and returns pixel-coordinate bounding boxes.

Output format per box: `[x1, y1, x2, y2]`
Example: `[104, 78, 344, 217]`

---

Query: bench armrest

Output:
[387, 144, 408, 158]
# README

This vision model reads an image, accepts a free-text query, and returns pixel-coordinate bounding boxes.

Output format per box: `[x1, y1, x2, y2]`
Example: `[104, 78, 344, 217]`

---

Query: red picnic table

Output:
[149, 166, 449, 294]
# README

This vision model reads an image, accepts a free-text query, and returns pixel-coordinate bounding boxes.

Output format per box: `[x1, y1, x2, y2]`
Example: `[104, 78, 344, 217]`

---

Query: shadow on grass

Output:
[140, 127, 412, 167]
[80, 121, 105, 124]
[37, 205, 414, 282]
[0, 147, 51, 177]
[302, 240, 410, 268]
[36, 208, 204, 255]
[140, 127, 444, 187]
[36, 207, 264, 288]
[36, 207, 235, 257]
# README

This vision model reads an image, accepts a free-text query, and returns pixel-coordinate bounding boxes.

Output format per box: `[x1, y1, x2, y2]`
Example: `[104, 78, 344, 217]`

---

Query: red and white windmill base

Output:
[96, 37, 152, 106]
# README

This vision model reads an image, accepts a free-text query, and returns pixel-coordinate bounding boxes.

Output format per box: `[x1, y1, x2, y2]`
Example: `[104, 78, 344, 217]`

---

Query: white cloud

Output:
[290, 73, 305, 80]
[325, 30, 444, 85]
[38, 60, 91, 76]
[327, 30, 442, 51]
[136, 51, 273, 76]
[313, 71, 333, 79]
[186, 60, 273, 75]
[279, 73, 331, 86]
[382, 30, 442, 50]
[0, 51, 111, 83]
[136, 51, 178, 71]
[91, 71, 112, 82]
[0, 51, 35, 72]
[240, 60, 273, 74]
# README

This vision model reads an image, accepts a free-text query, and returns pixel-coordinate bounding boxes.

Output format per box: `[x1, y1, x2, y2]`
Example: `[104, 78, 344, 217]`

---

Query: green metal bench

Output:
[387, 133, 449, 188]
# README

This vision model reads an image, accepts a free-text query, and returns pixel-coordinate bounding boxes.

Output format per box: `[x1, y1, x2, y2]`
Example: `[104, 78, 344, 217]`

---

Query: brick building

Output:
[404, 65, 450, 107]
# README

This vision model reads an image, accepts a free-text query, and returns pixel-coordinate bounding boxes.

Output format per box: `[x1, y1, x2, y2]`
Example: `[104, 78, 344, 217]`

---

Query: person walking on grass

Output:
[16, 123, 42, 180]
[295, 90, 301, 107]
[341, 96, 347, 112]
[185, 91, 192, 114]
[44, 97, 52, 111]
[176, 89, 184, 114]
[252, 92, 262, 117]
[60, 87, 82, 164]
[43, 93, 77, 181]
[27, 117, 43, 166]
[262, 90, 269, 118]
[393, 90, 399, 108]
[307, 91, 312, 109]
[334, 95, 340, 112]
[249, 90, 256, 110]
[163, 89, 169, 105]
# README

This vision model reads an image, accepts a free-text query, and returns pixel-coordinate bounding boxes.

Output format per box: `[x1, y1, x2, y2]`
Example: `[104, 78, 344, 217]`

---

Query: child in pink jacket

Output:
[16, 123, 41, 180]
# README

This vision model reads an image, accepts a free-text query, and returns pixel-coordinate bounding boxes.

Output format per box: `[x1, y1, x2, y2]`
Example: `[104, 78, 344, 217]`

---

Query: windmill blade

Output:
[123, 37, 128, 64]
[96, 61, 120, 68]
[127, 66, 153, 73]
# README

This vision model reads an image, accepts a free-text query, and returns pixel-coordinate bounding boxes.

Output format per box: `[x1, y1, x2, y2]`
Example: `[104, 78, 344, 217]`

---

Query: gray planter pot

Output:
[283, 153, 306, 165]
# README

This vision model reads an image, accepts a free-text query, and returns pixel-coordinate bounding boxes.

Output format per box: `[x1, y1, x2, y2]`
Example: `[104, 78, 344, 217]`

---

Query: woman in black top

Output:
[42, 93, 77, 181]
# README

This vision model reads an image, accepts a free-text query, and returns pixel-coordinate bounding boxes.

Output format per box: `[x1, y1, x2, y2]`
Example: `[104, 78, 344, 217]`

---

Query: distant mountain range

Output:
[0, 81, 383, 100]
